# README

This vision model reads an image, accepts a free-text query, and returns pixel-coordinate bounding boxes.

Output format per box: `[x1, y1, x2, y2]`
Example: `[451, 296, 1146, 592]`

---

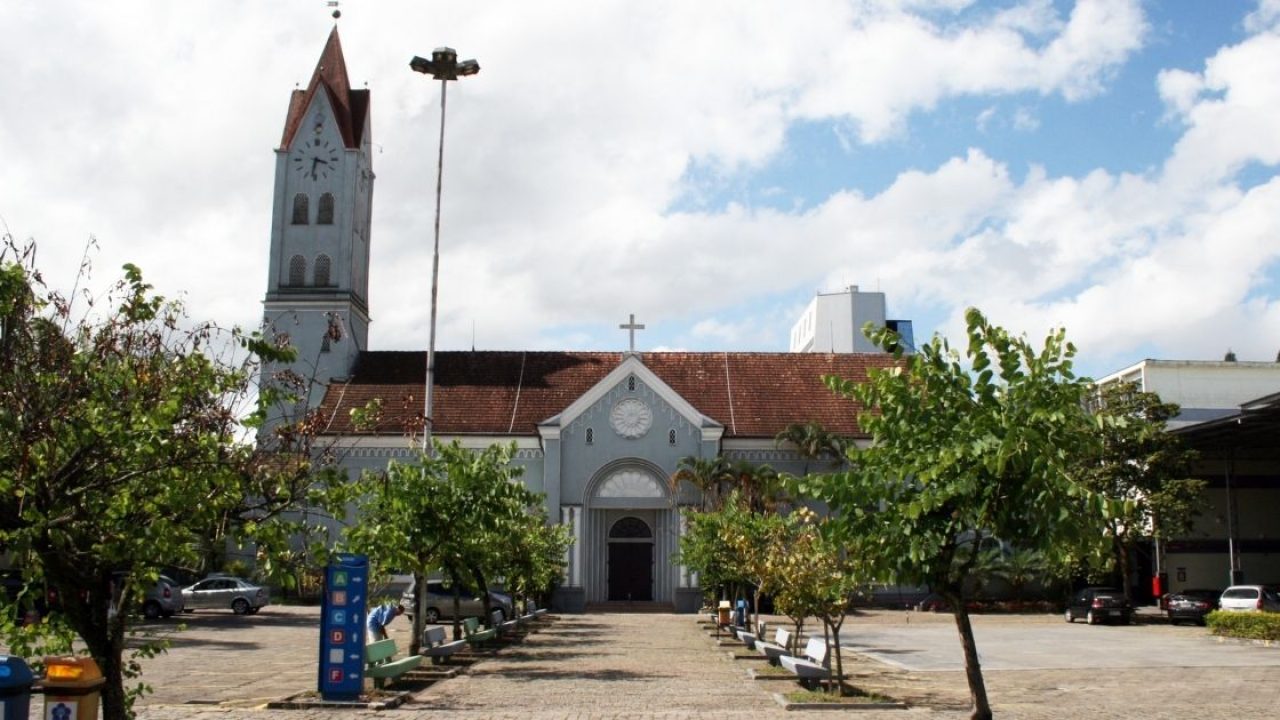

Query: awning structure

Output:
[1174, 391, 1280, 465]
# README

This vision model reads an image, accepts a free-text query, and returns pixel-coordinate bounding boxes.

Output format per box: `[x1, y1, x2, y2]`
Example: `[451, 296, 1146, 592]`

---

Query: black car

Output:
[1064, 586, 1133, 625]
[1166, 588, 1220, 625]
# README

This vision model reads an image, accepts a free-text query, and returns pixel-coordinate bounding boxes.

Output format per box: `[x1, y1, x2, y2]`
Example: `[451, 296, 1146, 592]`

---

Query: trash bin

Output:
[41, 656, 104, 720]
[716, 600, 731, 627]
[734, 599, 747, 627]
[0, 655, 34, 720]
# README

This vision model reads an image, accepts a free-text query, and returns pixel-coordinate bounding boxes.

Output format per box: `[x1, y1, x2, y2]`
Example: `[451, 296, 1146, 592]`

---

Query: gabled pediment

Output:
[538, 354, 720, 438]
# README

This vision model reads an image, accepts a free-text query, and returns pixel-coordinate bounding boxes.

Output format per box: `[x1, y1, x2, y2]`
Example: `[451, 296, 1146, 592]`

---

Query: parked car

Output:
[1064, 587, 1132, 625]
[1218, 585, 1280, 613]
[1166, 588, 1221, 625]
[181, 576, 269, 615]
[135, 574, 185, 620]
[399, 580, 513, 623]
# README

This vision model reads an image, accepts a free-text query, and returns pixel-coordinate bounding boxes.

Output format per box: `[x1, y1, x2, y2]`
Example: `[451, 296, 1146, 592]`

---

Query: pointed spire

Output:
[280, 27, 369, 151]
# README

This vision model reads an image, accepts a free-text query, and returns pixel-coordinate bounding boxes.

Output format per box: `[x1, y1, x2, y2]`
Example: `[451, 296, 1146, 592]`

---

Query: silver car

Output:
[181, 576, 270, 615]
[399, 580, 513, 624]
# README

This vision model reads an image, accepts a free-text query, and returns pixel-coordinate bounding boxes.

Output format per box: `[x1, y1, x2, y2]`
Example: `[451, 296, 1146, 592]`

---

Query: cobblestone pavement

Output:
[16, 606, 1280, 718]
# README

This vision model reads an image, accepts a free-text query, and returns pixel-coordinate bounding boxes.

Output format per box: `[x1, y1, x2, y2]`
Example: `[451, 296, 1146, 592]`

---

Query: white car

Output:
[1218, 585, 1280, 613]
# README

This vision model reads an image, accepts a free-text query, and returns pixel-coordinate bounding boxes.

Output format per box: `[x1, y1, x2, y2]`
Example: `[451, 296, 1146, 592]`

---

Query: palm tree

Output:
[669, 455, 733, 511]
[774, 421, 846, 475]
[725, 460, 782, 513]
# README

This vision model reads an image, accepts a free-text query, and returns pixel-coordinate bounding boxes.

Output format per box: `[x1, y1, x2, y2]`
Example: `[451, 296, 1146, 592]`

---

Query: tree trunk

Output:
[97, 639, 128, 720]
[469, 566, 494, 628]
[949, 598, 993, 720]
[790, 618, 804, 654]
[409, 570, 426, 655]
[1114, 538, 1133, 606]
[449, 567, 465, 640]
[825, 616, 845, 696]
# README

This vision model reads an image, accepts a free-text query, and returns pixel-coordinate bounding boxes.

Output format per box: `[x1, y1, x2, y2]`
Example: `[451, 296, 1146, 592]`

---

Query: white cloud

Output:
[1012, 107, 1040, 131]
[788, 0, 1147, 142]
[1245, 0, 1280, 33]
[4, 0, 1278, 379]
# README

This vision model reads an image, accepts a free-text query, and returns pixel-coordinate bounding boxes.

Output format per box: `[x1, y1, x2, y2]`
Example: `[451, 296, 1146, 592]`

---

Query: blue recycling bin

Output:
[0, 655, 34, 720]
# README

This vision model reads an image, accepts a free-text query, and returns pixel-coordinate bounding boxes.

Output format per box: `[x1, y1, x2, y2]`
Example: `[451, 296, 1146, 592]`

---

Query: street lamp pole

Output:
[410, 48, 479, 454]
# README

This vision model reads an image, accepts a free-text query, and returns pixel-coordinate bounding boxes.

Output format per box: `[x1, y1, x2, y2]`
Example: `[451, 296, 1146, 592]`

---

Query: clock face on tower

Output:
[292, 138, 340, 180]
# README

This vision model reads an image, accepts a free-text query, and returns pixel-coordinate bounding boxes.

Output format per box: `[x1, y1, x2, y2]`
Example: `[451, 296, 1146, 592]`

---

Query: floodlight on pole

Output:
[410, 47, 479, 453]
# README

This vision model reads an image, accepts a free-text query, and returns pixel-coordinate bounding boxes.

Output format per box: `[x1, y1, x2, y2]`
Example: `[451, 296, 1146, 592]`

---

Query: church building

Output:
[262, 29, 902, 612]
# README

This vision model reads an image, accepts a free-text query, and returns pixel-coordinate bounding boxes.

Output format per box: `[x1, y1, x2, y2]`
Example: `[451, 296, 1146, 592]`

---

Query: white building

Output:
[788, 286, 913, 354]
[1096, 359, 1280, 429]
[1097, 359, 1280, 594]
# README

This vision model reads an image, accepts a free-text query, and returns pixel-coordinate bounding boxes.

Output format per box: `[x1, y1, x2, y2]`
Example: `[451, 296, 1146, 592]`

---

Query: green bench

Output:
[462, 616, 497, 647]
[364, 638, 423, 688]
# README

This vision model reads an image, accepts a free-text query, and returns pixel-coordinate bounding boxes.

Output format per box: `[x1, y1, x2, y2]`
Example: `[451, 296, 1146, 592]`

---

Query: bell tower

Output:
[263, 27, 373, 409]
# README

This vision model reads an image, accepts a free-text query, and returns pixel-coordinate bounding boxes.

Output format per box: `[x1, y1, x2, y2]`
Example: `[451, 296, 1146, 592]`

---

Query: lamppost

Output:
[410, 47, 479, 453]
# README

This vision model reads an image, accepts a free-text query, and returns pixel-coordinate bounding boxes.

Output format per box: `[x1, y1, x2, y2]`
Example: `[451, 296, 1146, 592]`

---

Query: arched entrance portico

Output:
[581, 462, 678, 605]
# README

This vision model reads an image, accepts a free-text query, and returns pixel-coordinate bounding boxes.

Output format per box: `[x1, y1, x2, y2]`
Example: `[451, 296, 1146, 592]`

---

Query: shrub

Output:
[1206, 610, 1280, 641]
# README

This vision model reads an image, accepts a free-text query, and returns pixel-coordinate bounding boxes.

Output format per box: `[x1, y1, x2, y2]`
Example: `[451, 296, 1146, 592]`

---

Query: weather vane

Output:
[328, 1, 340, 20]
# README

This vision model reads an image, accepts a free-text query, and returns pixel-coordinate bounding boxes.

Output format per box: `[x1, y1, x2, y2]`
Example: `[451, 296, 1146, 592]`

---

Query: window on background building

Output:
[292, 193, 309, 225]
[288, 255, 306, 286]
[318, 193, 335, 224]
[314, 254, 331, 287]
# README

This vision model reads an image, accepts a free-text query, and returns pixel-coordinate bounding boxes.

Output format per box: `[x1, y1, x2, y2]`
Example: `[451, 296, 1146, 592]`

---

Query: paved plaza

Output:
[16, 606, 1280, 718]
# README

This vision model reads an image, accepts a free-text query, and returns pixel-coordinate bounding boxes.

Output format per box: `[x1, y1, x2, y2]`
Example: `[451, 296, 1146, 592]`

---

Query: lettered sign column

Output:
[318, 553, 368, 701]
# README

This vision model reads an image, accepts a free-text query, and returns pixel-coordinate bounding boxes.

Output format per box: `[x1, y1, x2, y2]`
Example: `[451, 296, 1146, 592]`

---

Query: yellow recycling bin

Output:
[41, 656, 104, 720]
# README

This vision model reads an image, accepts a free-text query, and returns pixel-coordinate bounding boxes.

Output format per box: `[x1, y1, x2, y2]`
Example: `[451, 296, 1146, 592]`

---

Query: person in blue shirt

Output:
[366, 602, 404, 642]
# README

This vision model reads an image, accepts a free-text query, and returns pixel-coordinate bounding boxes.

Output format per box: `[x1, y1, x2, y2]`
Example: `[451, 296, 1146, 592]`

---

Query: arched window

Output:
[314, 254, 332, 287]
[317, 193, 335, 225]
[609, 517, 652, 539]
[291, 193, 309, 225]
[288, 255, 306, 286]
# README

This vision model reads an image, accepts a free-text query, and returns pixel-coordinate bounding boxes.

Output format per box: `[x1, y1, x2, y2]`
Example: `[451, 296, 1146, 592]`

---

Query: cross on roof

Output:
[619, 313, 645, 352]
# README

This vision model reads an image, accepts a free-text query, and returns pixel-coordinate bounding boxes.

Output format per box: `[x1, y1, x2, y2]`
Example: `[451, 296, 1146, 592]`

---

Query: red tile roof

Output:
[314, 351, 896, 439]
[281, 27, 369, 150]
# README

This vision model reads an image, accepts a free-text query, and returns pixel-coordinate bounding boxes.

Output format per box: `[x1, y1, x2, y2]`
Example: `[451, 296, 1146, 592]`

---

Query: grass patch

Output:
[785, 685, 896, 704]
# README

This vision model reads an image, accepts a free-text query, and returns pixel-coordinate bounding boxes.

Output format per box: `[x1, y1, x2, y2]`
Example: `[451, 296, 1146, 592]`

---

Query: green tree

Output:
[799, 309, 1105, 720]
[0, 244, 323, 720]
[676, 504, 751, 606]
[764, 509, 862, 694]
[337, 441, 543, 651]
[503, 513, 572, 613]
[719, 492, 786, 631]
[1079, 381, 1203, 603]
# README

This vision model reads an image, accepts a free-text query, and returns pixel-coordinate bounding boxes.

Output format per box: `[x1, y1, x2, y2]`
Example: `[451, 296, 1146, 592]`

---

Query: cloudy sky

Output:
[3, 0, 1278, 378]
